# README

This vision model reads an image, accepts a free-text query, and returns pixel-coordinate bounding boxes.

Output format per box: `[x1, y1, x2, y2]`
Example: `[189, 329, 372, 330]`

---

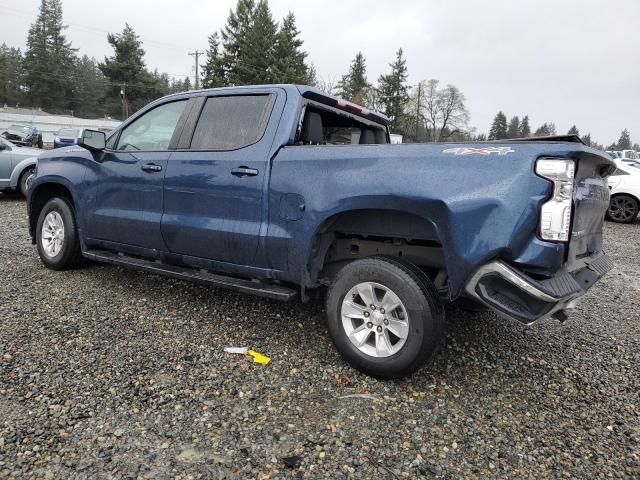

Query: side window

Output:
[116, 100, 187, 151]
[190, 95, 274, 150]
[613, 168, 628, 176]
[105, 132, 118, 150]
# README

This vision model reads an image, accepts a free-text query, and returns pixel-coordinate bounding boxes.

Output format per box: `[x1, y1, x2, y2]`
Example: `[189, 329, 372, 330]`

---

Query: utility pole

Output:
[188, 51, 204, 90]
[120, 84, 128, 120]
[415, 81, 422, 143]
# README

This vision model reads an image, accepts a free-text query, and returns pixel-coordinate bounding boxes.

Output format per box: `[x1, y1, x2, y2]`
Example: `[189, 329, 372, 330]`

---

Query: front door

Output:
[90, 99, 188, 251]
[162, 92, 279, 266]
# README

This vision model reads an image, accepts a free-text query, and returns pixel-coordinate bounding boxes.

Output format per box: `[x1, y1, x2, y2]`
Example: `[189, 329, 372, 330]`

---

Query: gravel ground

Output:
[0, 193, 638, 479]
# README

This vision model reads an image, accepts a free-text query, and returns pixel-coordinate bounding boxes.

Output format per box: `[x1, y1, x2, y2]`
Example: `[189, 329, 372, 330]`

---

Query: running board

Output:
[83, 250, 297, 301]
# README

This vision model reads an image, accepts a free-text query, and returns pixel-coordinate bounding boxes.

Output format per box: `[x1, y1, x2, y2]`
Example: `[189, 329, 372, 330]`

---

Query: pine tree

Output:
[567, 125, 579, 136]
[221, 0, 256, 85]
[506, 116, 520, 138]
[201, 32, 226, 88]
[337, 52, 369, 104]
[519, 115, 531, 137]
[272, 12, 312, 84]
[617, 129, 632, 150]
[23, 0, 77, 113]
[233, 0, 277, 84]
[99, 24, 151, 118]
[581, 133, 592, 146]
[534, 122, 556, 137]
[0, 44, 24, 107]
[69, 55, 106, 118]
[488, 111, 508, 140]
[377, 48, 409, 135]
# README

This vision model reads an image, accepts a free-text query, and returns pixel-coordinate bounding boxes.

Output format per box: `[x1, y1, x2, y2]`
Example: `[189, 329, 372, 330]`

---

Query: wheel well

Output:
[308, 209, 447, 291]
[29, 183, 74, 240]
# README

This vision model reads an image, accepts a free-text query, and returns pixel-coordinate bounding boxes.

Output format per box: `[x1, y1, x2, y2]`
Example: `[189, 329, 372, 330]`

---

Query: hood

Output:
[12, 145, 43, 158]
[5, 128, 30, 139]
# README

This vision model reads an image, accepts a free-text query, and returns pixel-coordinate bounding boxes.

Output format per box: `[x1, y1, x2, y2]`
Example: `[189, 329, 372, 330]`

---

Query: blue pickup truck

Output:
[27, 85, 614, 378]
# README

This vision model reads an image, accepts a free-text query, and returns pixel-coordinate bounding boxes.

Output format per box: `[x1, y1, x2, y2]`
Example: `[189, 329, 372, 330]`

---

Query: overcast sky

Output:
[2, 0, 638, 144]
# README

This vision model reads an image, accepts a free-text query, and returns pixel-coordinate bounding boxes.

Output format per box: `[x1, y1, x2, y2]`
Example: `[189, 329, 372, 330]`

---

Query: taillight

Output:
[535, 158, 576, 242]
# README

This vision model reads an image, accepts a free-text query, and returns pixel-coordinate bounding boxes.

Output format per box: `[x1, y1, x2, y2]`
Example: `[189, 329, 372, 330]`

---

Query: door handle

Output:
[141, 163, 162, 172]
[231, 166, 259, 177]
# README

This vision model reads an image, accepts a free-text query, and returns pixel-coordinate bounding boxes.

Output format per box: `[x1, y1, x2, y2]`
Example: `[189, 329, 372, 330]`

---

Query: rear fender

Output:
[10, 157, 37, 188]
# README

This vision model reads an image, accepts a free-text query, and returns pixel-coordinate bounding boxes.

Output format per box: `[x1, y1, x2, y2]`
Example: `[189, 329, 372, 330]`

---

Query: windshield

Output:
[57, 128, 79, 137]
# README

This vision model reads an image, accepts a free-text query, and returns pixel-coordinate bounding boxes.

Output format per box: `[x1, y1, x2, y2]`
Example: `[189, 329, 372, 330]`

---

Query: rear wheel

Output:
[18, 166, 36, 198]
[36, 197, 85, 270]
[607, 194, 639, 223]
[326, 256, 444, 378]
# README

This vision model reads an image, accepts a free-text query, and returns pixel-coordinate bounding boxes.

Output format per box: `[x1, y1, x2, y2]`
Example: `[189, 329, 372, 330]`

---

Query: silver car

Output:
[0, 137, 39, 197]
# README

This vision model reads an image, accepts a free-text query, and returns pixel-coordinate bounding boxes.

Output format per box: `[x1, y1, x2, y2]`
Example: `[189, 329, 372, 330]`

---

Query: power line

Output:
[0, 4, 198, 52]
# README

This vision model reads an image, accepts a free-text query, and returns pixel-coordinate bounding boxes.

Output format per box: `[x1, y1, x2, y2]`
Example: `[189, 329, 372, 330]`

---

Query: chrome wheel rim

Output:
[609, 197, 637, 222]
[341, 282, 410, 358]
[41, 211, 65, 258]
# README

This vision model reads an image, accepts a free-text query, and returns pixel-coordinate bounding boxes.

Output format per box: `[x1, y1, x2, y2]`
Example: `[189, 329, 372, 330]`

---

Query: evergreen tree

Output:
[633, 143, 640, 152]
[233, 0, 277, 84]
[69, 55, 106, 118]
[272, 12, 312, 84]
[201, 32, 226, 88]
[99, 24, 152, 118]
[475, 133, 487, 141]
[617, 129, 632, 149]
[506, 116, 520, 138]
[519, 115, 531, 137]
[377, 48, 409, 135]
[337, 52, 369, 104]
[23, 0, 76, 113]
[567, 125, 580, 136]
[0, 44, 24, 107]
[581, 133, 592, 147]
[220, 0, 256, 85]
[534, 122, 556, 137]
[488, 111, 508, 140]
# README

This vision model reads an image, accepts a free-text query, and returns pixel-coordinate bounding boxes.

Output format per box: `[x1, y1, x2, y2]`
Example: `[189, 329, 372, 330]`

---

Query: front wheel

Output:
[326, 257, 444, 378]
[607, 194, 639, 223]
[18, 166, 36, 197]
[36, 197, 85, 270]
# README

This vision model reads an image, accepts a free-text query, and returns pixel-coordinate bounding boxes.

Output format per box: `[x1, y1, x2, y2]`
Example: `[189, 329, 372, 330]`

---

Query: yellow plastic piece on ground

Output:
[247, 350, 271, 365]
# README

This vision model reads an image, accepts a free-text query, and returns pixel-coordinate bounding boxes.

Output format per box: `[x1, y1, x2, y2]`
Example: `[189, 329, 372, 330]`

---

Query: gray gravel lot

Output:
[0, 193, 638, 479]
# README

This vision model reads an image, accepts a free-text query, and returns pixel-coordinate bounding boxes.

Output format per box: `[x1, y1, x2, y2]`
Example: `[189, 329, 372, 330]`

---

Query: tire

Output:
[18, 166, 36, 198]
[326, 256, 445, 378]
[36, 197, 85, 270]
[607, 194, 639, 224]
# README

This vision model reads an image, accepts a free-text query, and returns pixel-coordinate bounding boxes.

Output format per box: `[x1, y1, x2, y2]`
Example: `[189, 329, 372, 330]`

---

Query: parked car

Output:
[0, 137, 39, 197]
[53, 128, 80, 149]
[606, 160, 640, 223]
[27, 85, 615, 378]
[606, 150, 621, 159]
[619, 150, 638, 162]
[1, 124, 43, 148]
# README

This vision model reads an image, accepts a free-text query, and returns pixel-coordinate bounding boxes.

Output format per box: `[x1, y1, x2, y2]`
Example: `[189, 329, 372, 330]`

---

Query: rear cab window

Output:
[295, 104, 388, 146]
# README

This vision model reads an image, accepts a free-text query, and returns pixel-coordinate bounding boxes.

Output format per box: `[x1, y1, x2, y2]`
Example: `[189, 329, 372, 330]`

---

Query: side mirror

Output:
[78, 129, 106, 152]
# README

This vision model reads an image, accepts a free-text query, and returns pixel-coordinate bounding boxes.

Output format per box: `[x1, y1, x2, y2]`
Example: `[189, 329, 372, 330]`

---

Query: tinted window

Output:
[117, 100, 187, 151]
[613, 168, 629, 176]
[190, 95, 273, 150]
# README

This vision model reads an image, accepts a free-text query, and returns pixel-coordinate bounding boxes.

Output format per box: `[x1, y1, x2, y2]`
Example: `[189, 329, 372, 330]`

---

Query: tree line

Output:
[0, 0, 634, 150]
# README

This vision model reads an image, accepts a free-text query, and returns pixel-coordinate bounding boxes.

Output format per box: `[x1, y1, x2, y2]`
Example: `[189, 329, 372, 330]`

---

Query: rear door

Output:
[162, 90, 282, 266]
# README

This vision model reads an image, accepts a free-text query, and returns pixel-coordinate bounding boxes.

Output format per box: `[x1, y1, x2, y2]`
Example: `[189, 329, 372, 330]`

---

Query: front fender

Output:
[10, 157, 37, 188]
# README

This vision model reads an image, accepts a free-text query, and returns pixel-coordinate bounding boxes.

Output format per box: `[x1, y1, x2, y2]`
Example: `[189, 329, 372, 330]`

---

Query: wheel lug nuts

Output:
[380, 308, 385, 314]
[376, 326, 383, 332]
[363, 311, 370, 318]
[383, 319, 389, 325]
[370, 305, 376, 310]
[367, 322, 373, 329]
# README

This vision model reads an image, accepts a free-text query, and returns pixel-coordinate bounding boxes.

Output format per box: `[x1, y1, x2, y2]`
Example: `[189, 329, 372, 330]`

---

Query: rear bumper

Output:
[464, 253, 614, 325]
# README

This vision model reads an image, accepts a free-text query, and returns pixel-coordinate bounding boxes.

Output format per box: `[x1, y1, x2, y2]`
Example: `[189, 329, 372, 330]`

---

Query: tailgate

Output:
[567, 152, 613, 268]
